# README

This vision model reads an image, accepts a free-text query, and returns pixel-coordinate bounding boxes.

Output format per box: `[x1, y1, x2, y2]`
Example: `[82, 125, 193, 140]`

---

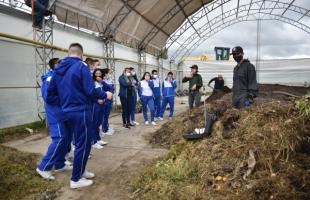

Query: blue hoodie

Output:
[162, 78, 177, 97]
[46, 57, 107, 112]
[41, 70, 65, 124]
[152, 78, 161, 98]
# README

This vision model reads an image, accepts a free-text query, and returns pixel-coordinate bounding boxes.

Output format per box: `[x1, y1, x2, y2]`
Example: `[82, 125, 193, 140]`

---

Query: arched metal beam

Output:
[169, 0, 310, 60]
[178, 13, 310, 60]
[166, 0, 309, 50]
[138, 0, 197, 49]
[102, 0, 142, 36]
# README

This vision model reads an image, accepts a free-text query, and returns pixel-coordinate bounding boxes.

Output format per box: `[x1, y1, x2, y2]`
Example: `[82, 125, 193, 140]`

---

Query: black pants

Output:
[120, 96, 132, 125]
[188, 90, 201, 109]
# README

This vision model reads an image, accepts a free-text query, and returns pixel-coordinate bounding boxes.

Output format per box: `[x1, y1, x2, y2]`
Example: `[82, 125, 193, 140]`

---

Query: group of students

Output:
[36, 43, 114, 189]
[36, 42, 179, 189]
[118, 68, 178, 128]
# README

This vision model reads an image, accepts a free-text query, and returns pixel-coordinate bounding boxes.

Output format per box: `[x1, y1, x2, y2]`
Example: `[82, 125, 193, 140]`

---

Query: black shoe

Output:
[128, 123, 135, 127]
[123, 124, 130, 129]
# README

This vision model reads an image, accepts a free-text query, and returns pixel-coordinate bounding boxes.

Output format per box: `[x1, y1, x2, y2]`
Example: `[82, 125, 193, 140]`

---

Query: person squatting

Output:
[36, 42, 178, 189]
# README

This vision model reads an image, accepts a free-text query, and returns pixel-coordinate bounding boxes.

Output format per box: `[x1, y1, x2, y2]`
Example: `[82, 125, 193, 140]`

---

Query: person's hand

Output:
[106, 91, 113, 100]
[191, 84, 196, 90]
[97, 99, 104, 104]
[96, 76, 103, 82]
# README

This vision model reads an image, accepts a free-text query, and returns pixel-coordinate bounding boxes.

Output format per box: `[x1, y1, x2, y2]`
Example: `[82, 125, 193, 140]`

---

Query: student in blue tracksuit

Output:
[36, 58, 72, 180]
[139, 72, 156, 126]
[91, 69, 110, 149]
[101, 68, 115, 135]
[151, 70, 161, 121]
[118, 68, 134, 129]
[46, 43, 113, 189]
[160, 72, 177, 120]
[129, 67, 140, 126]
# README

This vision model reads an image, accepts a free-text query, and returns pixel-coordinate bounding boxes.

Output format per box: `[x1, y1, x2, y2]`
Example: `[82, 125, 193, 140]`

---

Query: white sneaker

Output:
[92, 143, 104, 149]
[70, 178, 93, 189]
[55, 164, 73, 173]
[151, 121, 157, 126]
[105, 129, 114, 136]
[145, 121, 149, 125]
[36, 168, 55, 180]
[97, 140, 108, 146]
[169, 117, 173, 120]
[154, 117, 158, 122]
[82, 170, 95, 179]
[159, 117, 164, 121]
[132, 121, 140, 125]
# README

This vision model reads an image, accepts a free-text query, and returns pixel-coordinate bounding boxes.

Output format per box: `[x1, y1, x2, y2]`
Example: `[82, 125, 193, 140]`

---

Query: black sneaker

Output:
[128, 123, 135, 127]
[123, 124, 130, 129]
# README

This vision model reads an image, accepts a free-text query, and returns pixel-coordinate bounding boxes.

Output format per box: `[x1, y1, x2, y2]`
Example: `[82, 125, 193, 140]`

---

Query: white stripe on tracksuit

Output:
[42, 123, 62, 171]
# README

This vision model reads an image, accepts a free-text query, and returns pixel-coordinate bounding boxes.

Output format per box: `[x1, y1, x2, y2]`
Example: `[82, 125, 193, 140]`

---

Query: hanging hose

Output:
[31, 0, 35, 27]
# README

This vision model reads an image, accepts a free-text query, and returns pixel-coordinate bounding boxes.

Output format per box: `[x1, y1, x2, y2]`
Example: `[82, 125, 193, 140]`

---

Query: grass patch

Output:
[0, 120, 47, 143]
[0, 145, 61, 200]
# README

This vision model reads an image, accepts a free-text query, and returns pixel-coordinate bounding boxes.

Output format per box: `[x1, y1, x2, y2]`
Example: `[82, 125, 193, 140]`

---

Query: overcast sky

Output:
[168, 0, 310, 60]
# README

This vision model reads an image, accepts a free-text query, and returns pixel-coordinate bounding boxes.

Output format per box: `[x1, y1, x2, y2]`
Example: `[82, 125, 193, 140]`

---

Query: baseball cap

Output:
[230, 46, 243, 55]
[190, 64, 198, 70]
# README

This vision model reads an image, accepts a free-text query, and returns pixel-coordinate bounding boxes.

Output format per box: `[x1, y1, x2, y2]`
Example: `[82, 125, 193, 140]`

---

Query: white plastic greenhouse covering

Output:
[54, 0, 213, 52]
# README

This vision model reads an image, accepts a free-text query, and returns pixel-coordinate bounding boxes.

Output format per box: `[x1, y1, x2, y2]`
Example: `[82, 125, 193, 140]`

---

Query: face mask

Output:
[131, 72, 136, 76]
[126, 72, 131, 77]
[153, 75, 158, 79]
[233, 55, 243, 63]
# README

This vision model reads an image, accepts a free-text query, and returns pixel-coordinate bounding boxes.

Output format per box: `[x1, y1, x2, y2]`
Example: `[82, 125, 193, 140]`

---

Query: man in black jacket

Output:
[231, 46, 258, 108]
[208, 74, 224, 93]
[182, 65, 203, 109]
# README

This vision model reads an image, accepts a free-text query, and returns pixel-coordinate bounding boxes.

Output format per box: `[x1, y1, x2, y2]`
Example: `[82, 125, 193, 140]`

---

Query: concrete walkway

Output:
[4, 97, 188, 200]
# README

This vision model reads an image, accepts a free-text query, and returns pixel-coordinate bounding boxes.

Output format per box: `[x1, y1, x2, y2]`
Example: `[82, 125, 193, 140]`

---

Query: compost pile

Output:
[132, 84, 310, 200]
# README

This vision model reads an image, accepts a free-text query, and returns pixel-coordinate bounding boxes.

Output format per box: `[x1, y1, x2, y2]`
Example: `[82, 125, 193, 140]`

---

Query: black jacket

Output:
[208, 77, 224, 90]
[232, 59, 258, 105]
[182, 74, 203, 91]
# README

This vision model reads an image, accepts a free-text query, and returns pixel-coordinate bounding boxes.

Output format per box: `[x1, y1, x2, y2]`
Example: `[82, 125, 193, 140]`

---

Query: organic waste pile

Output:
[132, 84, 310, 200]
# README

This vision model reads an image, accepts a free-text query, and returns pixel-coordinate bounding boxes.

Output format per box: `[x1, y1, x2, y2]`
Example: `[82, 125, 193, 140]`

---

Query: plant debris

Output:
[132, 84, 310, 200]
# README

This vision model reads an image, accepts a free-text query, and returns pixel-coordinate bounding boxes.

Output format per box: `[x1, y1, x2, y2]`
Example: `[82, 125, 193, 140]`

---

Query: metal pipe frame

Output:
[180, 12, 310, 60]
[33, 14, 55, 122]
[168, 0, 310, 61]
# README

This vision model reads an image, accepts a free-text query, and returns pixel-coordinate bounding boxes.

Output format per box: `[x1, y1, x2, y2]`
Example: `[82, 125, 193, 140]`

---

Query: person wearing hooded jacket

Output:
[91, 69, 110, 149]
[101, 68, 115, 136]
[46, 43, 113, 189]
[36, 58, 72, 181]
[159, 72, 177, 120]
[138, 72, 156, 126]
[151, 70, 161, 121]
[230, 46, 258, 108]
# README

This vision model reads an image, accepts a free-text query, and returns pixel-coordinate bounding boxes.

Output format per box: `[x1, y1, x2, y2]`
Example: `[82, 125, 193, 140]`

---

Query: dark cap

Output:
[190, 64, 198, 70]
[230, 46, 243, 55]
[128, 67, 134, 70]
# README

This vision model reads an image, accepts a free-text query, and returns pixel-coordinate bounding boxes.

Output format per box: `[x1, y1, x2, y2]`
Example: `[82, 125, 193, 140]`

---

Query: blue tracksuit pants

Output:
[66, 110, 92, 182]
[38, 122, 69, 171]
[160, 96, 175, 118]
[154, 96, 161, 118]
[141, 95, 155, 122]
[131, 92, 137, 121]
[91, 103, 104, 144]
[102, 100, 113, 132]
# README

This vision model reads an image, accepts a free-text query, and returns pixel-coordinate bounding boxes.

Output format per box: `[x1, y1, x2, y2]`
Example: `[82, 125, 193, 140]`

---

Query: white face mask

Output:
[153, 75, 158, 79]
[131, 71, 136, 76]
[126, 72, 131, 77]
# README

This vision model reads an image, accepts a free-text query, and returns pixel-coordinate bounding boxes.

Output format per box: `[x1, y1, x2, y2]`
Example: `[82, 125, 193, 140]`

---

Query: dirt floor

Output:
[2, 97, 188, 200]
[132, 84, 310, 200]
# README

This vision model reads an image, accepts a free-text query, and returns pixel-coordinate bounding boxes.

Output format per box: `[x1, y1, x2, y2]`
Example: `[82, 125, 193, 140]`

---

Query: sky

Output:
[168, 0, 310, 60]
